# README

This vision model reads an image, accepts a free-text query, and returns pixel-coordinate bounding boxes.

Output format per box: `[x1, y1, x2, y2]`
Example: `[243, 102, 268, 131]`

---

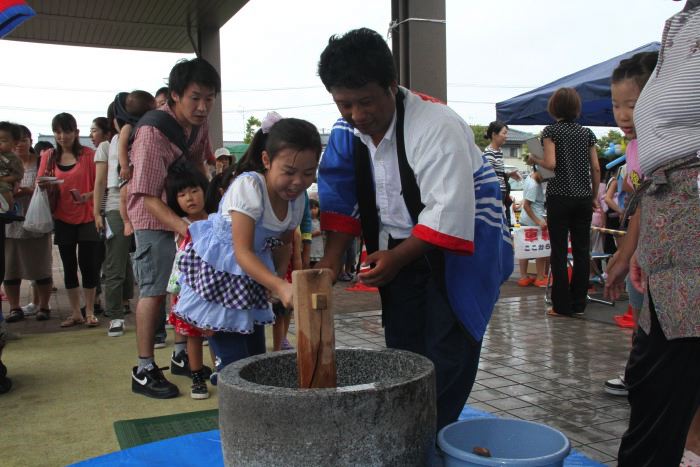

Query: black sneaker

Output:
[131, 366, 179, 399]
[170, 350, 191, 376]
[171, 351, 213, 379]
[200, 365, 213, 380]
[0, 361, 7, 378]
[191, 370, 210, 400]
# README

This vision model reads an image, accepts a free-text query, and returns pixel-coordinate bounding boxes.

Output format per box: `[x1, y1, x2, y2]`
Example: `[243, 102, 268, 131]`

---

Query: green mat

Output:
[113, 409, 219, 449]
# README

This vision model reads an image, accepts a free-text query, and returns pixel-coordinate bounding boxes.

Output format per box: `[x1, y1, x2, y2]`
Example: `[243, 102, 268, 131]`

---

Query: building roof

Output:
[7, 0, 248, 53]
[504, 127, 536, 145]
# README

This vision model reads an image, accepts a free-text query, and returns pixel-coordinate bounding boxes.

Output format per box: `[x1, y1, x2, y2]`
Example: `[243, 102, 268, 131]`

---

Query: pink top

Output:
[38, 147, 96, 225]
[127, 104, 213, 231]
[625, 139, 642, 189]
[591, 182, 606, 227]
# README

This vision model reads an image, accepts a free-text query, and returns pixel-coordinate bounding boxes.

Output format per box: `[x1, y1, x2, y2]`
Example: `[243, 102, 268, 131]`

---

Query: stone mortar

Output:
[218, 347, 436, 467]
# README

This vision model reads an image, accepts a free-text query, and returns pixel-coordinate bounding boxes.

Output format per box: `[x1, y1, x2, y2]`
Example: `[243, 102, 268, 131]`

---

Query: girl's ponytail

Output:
[234, 112, 322, 179]
[234, 129, 268, 178]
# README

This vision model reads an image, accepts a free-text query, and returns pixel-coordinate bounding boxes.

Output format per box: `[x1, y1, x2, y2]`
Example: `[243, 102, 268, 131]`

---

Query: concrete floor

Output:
[2, 246, 632, 466]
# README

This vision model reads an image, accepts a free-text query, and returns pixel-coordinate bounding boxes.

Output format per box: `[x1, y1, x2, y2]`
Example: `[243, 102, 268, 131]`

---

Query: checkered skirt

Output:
[178, 243, 269, 310]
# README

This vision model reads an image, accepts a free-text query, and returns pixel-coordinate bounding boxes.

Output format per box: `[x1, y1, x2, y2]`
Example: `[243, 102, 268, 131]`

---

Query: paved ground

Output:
[294, 279, 631, 466]
[3, 246, 632, 465]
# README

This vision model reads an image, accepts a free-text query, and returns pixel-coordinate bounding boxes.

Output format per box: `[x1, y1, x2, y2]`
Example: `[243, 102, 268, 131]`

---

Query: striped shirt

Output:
[636, 2, 700, 176]
[483, 146, 506, 191]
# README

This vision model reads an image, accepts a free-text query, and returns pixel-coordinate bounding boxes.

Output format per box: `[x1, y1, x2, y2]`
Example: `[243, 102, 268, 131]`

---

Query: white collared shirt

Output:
[355, 111, 415, 243]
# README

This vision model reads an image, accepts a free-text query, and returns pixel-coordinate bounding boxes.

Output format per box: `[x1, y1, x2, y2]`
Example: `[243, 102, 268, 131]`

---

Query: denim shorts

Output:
[132, 230, 176, 297]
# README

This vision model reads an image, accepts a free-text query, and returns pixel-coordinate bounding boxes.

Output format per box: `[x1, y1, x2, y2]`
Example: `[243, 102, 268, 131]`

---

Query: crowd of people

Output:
[487, 2, 700, 462]
[0, 4, 699, 464]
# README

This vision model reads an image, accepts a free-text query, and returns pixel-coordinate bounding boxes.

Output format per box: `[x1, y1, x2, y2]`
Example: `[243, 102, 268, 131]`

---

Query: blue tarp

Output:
[496, 42, 660, 127]
[71, 405, 605, 466]
[0, 1, 35, 38]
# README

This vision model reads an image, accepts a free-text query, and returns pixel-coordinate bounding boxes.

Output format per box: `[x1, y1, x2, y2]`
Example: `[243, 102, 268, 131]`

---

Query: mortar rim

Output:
[220, 347, 435, 396]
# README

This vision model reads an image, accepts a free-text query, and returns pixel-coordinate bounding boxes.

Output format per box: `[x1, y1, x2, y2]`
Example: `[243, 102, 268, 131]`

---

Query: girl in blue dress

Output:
[173, 113, 322, 373]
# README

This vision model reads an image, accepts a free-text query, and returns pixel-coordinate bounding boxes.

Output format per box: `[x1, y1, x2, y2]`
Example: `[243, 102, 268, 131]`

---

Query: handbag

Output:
[43, 150, 61, 213]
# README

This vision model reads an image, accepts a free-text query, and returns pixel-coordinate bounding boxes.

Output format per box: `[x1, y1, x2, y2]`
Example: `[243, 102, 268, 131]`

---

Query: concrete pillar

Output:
[199, 27, 223, 149]
[391, 0, 447, 102]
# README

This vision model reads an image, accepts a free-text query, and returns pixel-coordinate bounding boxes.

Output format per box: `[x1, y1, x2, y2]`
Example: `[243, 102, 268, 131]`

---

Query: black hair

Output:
[34, 140, 54, 155]
[219, 163, 237, 193]
[92, 117, 112, 138]
[318, 28, 396, 91]
[485, 121, 508, 140]
[51, 113, 83, 157]
[204, 164, 237, 214]
[235, 118, 322, 178]
[205, 172, 224, 214]
[155, 86, 169, 98]
[0, 121, 21, 141]
[309, 198, 320, 210]
[165, 159, 210, 218]
[106, 102, 118, 133]
[17, 124, 31, 140]
[611, 51, 659, 90]
[167, 58, 221, 106]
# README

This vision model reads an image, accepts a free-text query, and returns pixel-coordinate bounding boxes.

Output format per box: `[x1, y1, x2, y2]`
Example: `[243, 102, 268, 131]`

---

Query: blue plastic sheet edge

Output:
[72, 405, 606, 466]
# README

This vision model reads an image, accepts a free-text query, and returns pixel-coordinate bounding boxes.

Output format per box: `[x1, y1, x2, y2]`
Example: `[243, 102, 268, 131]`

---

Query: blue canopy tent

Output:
[496, 42, 660, 126]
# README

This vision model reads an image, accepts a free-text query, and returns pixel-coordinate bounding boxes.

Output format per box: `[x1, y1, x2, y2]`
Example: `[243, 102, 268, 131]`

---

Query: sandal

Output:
[60, 317, 85, 328]
[5, 308, 24, 323]
[35, 308, 51, 321]
[85, 315, 99, 327]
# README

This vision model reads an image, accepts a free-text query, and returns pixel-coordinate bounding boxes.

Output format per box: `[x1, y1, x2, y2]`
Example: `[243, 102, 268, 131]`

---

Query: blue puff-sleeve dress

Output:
[173, 171, 305, 334]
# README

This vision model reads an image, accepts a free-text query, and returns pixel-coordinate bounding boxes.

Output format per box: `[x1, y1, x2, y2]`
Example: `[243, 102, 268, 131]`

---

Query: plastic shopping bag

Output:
[23, 188, 54, 233]
[166, 249, 184, 294]
[166, 232, 191, 295]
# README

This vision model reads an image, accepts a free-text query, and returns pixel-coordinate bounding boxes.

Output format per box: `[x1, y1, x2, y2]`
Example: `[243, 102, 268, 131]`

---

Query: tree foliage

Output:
[243, 116, 262, 144]
[470, 125, 488, 151]
[595, 129, 625, 159]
